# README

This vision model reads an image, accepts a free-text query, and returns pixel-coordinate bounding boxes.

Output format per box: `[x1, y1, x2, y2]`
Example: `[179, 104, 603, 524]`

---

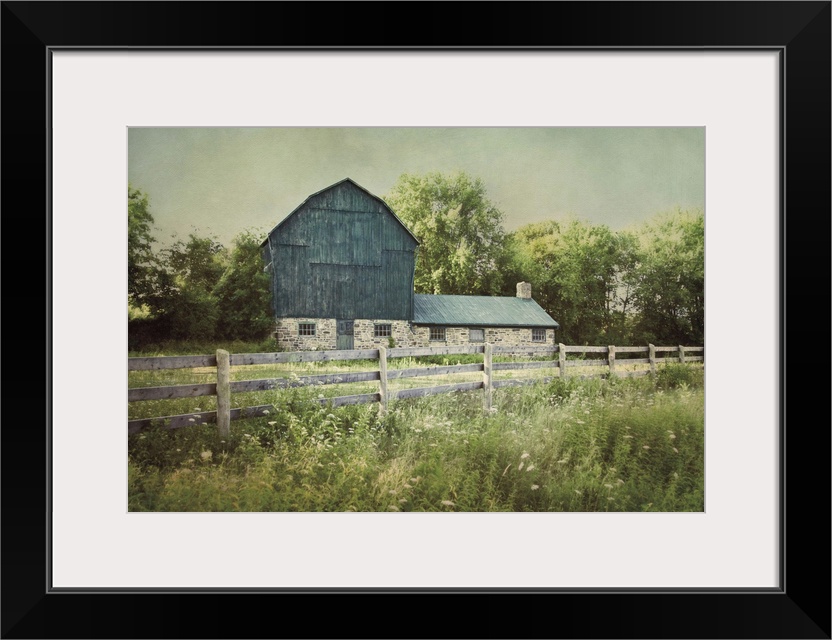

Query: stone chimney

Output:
[516, 281, 532, 300]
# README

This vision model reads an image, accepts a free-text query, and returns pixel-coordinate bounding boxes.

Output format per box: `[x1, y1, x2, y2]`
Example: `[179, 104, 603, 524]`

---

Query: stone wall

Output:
[274, 318, 555, 351]
[412, 326, 556, 347]
[353, 319, 422, 349]
[274, 318, 337, 351]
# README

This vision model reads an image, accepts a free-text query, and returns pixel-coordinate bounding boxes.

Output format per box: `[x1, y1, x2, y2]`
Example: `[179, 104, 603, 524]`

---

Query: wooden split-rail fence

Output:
[128, 343, 703, 435]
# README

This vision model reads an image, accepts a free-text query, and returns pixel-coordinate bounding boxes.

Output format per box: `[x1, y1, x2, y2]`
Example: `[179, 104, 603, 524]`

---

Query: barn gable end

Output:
[263, 179, 418, 321]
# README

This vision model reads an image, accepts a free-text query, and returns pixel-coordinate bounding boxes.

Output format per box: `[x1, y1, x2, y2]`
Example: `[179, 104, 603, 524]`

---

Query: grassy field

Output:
[128, 364, 704, 512]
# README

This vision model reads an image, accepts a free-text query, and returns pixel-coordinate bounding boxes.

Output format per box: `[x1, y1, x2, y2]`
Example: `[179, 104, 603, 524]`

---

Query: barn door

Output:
[336, 319, 354, 350]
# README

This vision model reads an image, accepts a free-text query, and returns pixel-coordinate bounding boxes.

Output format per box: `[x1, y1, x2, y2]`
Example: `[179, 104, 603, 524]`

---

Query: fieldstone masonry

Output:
[273, 318, 555, 351]
[413, 326, 556, 347]
[353, 320, 420, 349]
[274, 318, 337, 351]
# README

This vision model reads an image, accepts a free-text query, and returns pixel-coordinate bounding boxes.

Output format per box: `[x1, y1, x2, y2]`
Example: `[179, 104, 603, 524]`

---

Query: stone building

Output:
[261, 178, 559, 350]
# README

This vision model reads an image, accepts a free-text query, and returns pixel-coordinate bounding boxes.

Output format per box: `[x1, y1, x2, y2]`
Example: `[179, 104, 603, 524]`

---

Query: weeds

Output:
[129, 370, 704, 512]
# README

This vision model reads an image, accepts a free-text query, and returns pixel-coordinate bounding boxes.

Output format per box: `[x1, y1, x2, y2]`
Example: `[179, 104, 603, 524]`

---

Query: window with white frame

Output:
[374, 324, 392, 338]
[298, 323, 316, 336]
[429, 327, 446, 341]
[532, 328, 546, 342]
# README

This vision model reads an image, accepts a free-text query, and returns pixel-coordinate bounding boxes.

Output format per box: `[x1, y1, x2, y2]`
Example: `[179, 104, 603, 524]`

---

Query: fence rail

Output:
[128, 342, 703, 434]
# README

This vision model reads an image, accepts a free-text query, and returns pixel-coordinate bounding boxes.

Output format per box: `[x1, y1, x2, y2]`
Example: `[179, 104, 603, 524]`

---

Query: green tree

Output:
[385, 171, 509, 295]
[139, 232, 228, 341]
[213, 230, 274, 340]
[163, 233, 227, 294]
[128, 185, 158, 306]
[163, 234, 226, 340]
[509, 218, 633, 345]
[165, 285, 219, 341]
[630, 209, 704, 345]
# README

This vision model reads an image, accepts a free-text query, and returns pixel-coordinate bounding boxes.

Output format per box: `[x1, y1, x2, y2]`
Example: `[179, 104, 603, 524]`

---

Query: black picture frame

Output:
[2, 2, 829, 638]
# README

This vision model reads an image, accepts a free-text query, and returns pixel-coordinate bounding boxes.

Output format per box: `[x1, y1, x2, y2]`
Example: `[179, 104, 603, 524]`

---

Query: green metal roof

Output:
[413, 294, 559, 328]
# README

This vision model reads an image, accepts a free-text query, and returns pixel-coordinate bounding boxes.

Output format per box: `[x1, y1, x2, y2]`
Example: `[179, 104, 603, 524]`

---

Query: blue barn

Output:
[261, 178, 558, 350]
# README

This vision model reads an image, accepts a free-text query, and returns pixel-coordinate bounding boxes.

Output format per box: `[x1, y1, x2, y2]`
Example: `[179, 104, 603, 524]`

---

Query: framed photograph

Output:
[4, 2, 828, 638]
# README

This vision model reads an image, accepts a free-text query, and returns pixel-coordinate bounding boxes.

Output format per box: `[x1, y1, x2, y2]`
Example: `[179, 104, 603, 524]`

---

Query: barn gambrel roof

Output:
[260, 177, 420, 247]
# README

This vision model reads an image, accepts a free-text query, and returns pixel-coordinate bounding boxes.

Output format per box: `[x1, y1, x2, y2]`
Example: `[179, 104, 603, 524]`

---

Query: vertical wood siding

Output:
[267, 181, 417, 320]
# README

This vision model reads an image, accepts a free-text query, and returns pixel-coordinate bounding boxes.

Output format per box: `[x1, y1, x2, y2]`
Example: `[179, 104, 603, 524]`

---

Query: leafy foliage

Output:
[213, 230, 273, 340]
[629, 210, 704, 345]
[127, 185, 160, 306]
[164, 233, 227, 294]
[143, 233, 228, 341]
[507, 210, 702, 346]
[127, 188, 275, 345]
[509, 219, 634, 344]
[385, 171, 510, 295]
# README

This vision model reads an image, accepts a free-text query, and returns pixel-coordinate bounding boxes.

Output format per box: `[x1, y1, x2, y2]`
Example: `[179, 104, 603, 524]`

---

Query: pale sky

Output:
[128, 127, 704, 247]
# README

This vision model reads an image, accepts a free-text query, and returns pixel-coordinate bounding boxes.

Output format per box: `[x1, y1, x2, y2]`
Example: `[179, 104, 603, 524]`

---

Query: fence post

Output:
[483, 343, 493, 412]
[378, 346, 388, 413]
[216, 349, 231, 437]
[678, 345, 686, 364]
[608, 345, 615, 377]
[558, 343, 567, 378]
[648, 344, 656, 375]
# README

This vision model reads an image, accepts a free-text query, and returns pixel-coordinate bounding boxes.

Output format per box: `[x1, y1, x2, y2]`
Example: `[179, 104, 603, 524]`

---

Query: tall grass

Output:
[128, 365, 704, 512]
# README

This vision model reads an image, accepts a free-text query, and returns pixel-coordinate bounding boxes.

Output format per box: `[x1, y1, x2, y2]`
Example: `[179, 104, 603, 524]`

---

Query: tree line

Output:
[129, 171, 703, 348]
[385, 172, 703, 346]
[128, 186, 272, 347]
